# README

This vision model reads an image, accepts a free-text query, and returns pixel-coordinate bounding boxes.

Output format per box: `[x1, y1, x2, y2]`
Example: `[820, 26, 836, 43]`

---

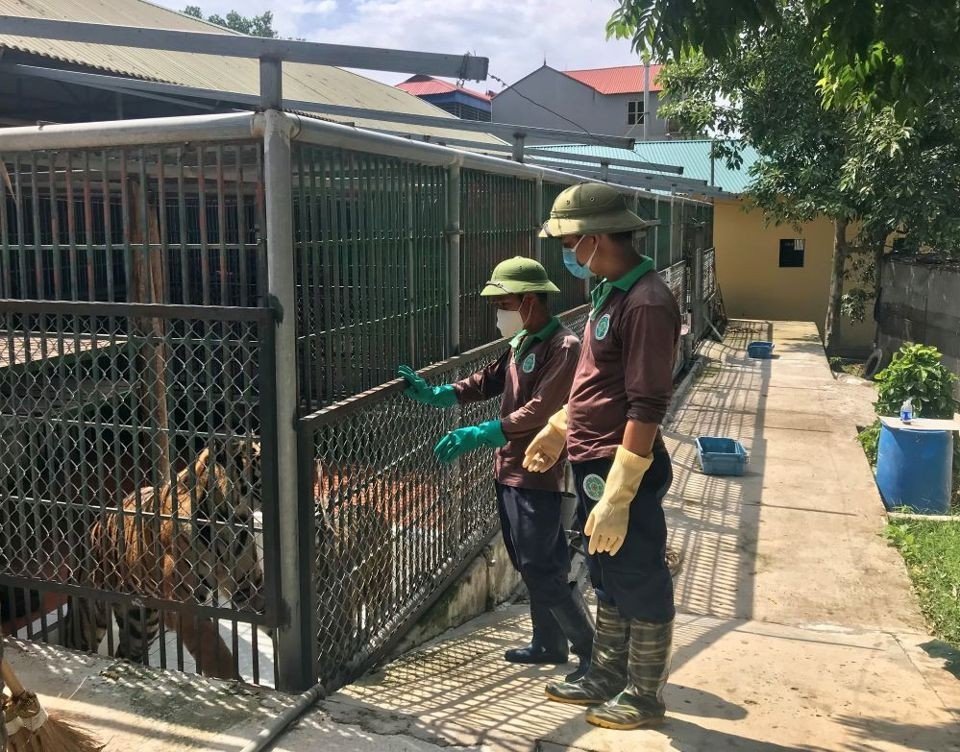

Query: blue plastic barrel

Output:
[876, 423, 953, 513]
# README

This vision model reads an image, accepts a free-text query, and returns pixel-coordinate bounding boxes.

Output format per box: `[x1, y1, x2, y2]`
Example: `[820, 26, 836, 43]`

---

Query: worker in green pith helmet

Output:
[525, 182, 682, 731]
[397, 256, 594, 681]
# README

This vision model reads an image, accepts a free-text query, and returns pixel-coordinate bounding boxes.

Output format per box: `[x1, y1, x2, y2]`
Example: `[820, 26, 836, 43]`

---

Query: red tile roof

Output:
[563, 64, 663, 95]
[396, 76, 492, 102]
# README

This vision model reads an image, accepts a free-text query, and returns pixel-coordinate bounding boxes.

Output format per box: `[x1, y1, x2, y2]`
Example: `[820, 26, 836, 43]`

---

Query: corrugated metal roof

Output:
[534, 140, 759, 195]
[0, 0, 503, 143]
[563, 65, 663, 95]
[396, 75, 491, 102]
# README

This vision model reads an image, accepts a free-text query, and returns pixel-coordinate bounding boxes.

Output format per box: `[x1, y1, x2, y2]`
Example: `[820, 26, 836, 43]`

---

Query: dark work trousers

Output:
[495, 482, 572, 607]
[571, 448, 676, 623]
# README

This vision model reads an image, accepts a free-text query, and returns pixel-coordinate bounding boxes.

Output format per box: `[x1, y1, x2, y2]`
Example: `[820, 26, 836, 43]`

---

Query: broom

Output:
[2, 654, 103, 752]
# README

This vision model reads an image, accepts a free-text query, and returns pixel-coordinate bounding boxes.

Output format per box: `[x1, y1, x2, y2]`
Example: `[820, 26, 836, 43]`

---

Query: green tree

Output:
[638, 6, 960, 352]
[182, 6, 279, 38]
[607, 0, 960, 120]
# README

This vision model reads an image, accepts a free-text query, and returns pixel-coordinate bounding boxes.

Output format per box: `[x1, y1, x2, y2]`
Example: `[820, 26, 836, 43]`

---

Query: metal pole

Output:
[601, 160, 610, 182]
[653, 197, 660, 269]
[447, 164, 462, 356]
[643, 60, 650, 142]
[693, 243, 705, 340]
[260, 58, 283, 110]
[264, 108, 311, 691]
[407, 189, 417, 363]
[534, 174, 543, 262]
[710, 139, 716, 187]
[512, 135, 525, 163]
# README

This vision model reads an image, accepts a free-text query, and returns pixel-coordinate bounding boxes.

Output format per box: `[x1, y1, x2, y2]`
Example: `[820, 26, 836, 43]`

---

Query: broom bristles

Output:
[4, 691, 103, 752]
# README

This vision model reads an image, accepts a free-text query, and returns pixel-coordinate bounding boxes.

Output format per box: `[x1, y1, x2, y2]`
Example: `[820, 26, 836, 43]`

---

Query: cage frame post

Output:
[264, 108, 314, 691]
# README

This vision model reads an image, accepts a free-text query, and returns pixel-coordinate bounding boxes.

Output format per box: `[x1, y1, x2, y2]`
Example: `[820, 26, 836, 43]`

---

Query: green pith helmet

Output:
[480, 256, 561, 297]
[539, 182, 656, 238]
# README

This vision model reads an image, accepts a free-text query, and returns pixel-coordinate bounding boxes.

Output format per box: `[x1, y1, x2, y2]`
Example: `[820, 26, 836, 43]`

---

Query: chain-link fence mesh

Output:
[0, 301, 279, 685]
[304, 304, 588, 688]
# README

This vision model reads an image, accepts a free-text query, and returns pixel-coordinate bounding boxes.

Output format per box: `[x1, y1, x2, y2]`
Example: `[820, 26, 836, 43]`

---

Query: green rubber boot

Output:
[585, 618, 673, 730]
[544, 601, 629, 706]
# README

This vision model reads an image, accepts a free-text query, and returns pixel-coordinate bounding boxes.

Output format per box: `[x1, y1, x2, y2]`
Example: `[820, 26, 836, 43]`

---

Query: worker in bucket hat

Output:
[397, 256, 595, 682]
[525, 182, 681, 730]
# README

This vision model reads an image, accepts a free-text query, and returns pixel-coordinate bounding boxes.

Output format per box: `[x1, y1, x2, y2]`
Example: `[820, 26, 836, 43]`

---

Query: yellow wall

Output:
[713, 199, 875, 354]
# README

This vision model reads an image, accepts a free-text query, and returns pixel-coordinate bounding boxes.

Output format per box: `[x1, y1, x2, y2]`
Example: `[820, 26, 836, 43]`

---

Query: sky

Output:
[154, 0, 645, 90]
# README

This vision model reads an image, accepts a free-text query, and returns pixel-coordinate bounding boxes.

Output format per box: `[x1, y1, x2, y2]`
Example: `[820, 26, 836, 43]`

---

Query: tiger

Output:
[61, 438, 267, 680]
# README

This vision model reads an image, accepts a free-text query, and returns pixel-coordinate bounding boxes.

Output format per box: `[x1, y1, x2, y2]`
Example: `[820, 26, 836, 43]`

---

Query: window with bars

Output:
[628, 101, 645, 125]
[779, 238, 805, 268]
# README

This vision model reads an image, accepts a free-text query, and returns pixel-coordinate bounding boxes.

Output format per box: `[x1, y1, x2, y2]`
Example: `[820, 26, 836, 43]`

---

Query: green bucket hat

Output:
[539, 182, 656, 238]
[480, 256, 561, 297]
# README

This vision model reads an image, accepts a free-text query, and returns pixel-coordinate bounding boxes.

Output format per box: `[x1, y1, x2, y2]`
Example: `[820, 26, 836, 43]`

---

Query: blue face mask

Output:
[562, 236, 597, 279]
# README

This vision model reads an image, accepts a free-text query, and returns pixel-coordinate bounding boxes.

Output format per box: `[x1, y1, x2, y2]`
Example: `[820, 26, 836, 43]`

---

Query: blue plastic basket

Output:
[747, 341, 775, 359]
[696, 436, 748, 476]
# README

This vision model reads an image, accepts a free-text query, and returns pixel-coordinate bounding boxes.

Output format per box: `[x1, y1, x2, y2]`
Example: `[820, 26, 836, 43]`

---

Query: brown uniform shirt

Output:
[453, 318, 580, 491]
[567, 260, 681, 463]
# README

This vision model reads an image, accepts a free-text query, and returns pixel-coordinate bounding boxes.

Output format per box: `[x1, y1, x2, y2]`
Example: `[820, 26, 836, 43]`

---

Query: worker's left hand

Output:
[434, 420, 507, 463]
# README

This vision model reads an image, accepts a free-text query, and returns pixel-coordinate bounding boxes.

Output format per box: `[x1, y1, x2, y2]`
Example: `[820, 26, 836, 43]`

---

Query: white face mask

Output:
[496, 308, 524, 338]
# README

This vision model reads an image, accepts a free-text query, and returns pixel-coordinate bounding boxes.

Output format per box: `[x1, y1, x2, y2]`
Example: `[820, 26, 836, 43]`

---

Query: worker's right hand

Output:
[522, 407, 568, 473]
[397, 365, 458, 408]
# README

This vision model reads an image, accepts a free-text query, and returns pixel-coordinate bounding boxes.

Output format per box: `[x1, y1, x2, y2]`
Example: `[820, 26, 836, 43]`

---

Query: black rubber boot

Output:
[550, 583, 595, 682]
[585, 618, 672, 730]
[544, 601, 629, 705]
[505, 599, 568, 664]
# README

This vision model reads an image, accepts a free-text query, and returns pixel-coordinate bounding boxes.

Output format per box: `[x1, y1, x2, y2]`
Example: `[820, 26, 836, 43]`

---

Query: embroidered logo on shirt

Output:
[521, 353, 536, 373]
[583, 474, 606, 501]
[594, 313, 611, 341]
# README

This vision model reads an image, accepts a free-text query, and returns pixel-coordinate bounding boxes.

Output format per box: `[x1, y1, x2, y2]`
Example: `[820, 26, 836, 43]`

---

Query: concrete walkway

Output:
[299, 321, 960, 751]
[5, 321, 959, 750]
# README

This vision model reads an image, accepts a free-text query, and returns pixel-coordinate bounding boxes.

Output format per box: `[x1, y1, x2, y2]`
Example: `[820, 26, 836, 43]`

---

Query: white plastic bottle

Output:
[900, 398, 914, 424]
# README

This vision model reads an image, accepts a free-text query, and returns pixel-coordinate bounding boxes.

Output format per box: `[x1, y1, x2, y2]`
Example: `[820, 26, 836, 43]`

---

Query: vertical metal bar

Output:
[260, 58, 283, 110]
[236, 145, 250, 308]
[295, 145, 311, 409]
[0, 154, 10, 298]
[47, 153, 63, 300]
[670, 194, 677, 264]
[405, 164, 416, 365]
[198, 146, 210, 306]
[81, 152, 95, 301]
[177, 147, 189, 304]
[264, 109, 312, 691]
[14, 156, 27, 298]
[63, 153, 78, 301]
[653, 197, 660, 269]
[512, 135, 525, 163]
[534, 174, 543, 263]
[216, 145, 229, 307]
[316, 147, 334, 404]
[446, 164, 461, 356]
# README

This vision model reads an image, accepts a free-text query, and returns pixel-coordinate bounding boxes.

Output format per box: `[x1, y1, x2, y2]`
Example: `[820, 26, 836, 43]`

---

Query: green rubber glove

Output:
[397, 365, 458, 408]
[434, 420, 507, 463]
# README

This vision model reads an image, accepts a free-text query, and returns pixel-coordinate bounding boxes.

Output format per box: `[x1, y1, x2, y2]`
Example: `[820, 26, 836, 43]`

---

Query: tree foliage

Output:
[607, 0, 960, 119]
[182, 6, 279, 38]
[624, 3, 960, 350]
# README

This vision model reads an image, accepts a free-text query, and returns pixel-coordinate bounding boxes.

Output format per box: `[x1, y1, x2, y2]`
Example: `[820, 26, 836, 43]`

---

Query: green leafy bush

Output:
[873, 343, 958, 419]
